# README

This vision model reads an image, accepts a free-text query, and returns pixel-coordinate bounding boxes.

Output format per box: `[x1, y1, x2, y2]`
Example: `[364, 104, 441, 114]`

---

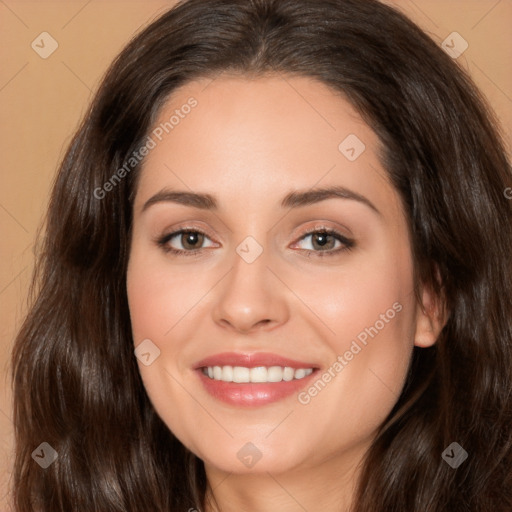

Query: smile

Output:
[194, 352, 320, 407]
[202, 365, 314, 383]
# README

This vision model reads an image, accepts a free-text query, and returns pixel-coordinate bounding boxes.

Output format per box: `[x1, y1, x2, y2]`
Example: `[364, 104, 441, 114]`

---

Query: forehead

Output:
[134, 74, 400, 219]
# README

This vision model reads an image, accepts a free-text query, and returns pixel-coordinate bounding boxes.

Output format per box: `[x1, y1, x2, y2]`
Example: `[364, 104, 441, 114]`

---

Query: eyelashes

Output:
[156, 229, 216, 257]
[293, 226, 355, 256]
[155, 226, 355, 258]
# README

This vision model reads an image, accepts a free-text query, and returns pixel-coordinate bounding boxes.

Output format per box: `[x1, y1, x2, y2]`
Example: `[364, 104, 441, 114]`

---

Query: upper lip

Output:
[194, 352, 320, 370]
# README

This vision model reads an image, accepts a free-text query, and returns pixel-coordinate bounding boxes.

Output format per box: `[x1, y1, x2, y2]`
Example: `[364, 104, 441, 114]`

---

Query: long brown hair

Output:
[11, 0, 512, 510]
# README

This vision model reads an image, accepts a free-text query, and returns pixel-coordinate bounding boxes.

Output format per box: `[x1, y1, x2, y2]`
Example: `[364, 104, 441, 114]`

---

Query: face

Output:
[126, 75, 436, 478]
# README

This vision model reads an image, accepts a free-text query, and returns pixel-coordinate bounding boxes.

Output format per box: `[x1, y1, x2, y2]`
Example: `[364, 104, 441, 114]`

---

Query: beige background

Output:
[1, 0, 511, 508]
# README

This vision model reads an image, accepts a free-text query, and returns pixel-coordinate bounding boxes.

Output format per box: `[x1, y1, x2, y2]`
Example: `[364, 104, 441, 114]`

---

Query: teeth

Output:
[233, 366, 250, 383]
[213, 366, 223, 380]
[294, 368, 306, 379]
[202, 365, 314, 383]
[250, 366, 268, 383]
[283, 367, 295, 381]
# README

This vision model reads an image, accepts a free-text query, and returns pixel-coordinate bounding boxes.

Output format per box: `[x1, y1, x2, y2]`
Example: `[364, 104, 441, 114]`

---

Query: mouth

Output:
[194, 352, 320, 407]
[201, 365, 314, 383]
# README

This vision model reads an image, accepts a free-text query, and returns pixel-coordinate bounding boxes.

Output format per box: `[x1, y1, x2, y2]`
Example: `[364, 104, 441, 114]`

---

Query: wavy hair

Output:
[11, 0, 512, 510]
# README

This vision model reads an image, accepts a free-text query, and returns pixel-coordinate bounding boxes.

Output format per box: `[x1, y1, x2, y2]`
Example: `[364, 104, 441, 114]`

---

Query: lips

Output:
[194, 352, 320, 370]
[194, 352, 320, 407]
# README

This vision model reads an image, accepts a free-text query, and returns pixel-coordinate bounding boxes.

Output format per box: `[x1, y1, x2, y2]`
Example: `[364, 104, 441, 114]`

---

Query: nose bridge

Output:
[211, 233, 288, 332]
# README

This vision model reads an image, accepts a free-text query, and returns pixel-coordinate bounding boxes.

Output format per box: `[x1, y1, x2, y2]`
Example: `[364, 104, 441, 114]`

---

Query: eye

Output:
[156, 228, 216, 256]
[156, 226, 355, 258]
[292, 227, 355, 257]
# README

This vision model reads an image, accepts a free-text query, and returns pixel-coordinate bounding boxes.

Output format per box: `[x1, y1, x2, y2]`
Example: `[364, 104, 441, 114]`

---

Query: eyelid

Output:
[156, 222, 216, 242]
[290, 225, 354, 252]
[155, 224, 218, 254]
[291, 223, 351, 242]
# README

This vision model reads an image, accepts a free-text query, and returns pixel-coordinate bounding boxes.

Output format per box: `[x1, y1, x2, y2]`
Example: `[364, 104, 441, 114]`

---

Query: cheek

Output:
[297, 242, 416, 438]
[126, 251, 203, 446]
[310, 235, 414, 352]
[126, 250, 204, 344]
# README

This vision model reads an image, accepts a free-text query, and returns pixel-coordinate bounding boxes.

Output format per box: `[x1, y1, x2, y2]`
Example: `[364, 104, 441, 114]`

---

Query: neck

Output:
[202, 443, 368, 512]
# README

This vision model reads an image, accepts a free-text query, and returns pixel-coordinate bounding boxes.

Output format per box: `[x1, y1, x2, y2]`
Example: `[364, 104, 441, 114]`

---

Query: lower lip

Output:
[196, 369, 317, 407]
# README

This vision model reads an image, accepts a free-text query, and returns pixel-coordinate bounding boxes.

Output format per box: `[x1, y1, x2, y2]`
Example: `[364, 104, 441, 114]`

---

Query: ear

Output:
[413, 278, 448, 348]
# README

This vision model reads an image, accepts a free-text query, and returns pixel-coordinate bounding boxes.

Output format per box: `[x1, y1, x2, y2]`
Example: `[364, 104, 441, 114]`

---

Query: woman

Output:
[11, 0, 512, 510]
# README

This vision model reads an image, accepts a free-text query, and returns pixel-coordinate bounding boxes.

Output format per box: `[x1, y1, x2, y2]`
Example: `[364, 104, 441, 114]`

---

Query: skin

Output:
[126, 75, 446, 512]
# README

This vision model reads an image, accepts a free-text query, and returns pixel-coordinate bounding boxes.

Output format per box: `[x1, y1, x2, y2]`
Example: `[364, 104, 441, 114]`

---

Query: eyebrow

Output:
[141, 185, 381, 216]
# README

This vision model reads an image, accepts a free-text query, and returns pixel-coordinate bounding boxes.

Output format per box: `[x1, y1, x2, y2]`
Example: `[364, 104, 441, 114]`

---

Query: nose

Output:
[211, 247, 290, 334]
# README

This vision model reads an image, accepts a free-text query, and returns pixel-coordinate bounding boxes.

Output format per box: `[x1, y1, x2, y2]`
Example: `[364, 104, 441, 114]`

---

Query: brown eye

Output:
[292, 228, 355, 257]
[157, 229, 215, 256]
[310, 232, 337, 251]
[180, 231, 205, 250]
